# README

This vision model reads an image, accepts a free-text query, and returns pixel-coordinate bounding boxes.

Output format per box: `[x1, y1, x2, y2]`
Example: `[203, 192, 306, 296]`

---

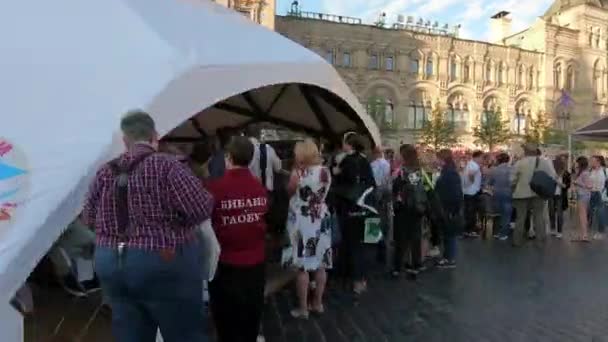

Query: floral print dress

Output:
[286, 165, 332, 271]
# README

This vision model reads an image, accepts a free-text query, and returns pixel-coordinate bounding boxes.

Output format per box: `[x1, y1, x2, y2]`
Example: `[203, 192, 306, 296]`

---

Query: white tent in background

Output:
[0, 0, 380, 339]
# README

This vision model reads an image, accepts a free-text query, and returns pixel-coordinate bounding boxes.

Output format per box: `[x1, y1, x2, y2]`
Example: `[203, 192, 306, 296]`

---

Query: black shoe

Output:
[61, 274, 87, 297]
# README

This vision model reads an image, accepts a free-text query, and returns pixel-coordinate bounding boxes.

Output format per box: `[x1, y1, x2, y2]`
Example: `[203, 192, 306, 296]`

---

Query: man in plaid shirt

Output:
[83, 111, 214, 342]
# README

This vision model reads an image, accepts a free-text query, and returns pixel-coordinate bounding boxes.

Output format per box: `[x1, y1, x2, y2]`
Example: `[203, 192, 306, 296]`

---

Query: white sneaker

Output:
[556, 233, 563, 239]
[429, 246, 441, 258]
[257, 336, 266, 342]
[594, 233, 604, 240]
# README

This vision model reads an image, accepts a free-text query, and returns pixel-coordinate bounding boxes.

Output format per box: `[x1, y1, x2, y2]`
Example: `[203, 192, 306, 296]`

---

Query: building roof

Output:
[544, 0, 608, 18]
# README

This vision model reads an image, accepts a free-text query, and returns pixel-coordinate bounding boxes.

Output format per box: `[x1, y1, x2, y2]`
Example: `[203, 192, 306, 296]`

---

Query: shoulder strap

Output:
[108, 152, 154, 242]
[259, 143, 267, 189]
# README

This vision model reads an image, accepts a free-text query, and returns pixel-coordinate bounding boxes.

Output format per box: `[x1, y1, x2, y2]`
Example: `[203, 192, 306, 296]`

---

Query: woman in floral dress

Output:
[286, 139, 332, 319]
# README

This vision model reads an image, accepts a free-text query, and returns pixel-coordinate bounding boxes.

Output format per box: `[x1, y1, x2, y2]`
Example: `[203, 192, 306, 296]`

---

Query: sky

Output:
[277, 0, 556, 41]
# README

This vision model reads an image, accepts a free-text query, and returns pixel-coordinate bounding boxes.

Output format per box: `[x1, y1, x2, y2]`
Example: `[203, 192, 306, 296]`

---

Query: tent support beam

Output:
[266, 84, 289, 114]
[299, 85, 335, 138]
[189, 118, 207, 138]
[310, 87, 369, 140]
[162, 136, 207, 143]
[214, 102, 321, 138]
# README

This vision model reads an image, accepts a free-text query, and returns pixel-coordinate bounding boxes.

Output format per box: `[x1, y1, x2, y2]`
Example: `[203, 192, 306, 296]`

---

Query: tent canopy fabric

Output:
[572, 116, 608, 141]
[0, 0, 379, 307]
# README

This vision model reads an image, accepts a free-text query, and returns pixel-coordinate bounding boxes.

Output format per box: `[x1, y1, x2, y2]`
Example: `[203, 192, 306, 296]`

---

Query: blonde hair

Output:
[294, 139, 322, 167]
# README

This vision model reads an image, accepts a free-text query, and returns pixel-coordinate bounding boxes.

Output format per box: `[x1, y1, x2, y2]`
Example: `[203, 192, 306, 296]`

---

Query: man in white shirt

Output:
[589, 155, 607, 239]
[370, 147, 392, 262]
[462, 151, 483, 237]
[248, 136, 282, 191]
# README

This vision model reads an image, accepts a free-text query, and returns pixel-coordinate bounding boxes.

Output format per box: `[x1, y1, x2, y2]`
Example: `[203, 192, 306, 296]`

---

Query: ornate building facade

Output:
[218, 0, 608, 149]
[214, 0, 275, 29]
[277, 1, 608, 149]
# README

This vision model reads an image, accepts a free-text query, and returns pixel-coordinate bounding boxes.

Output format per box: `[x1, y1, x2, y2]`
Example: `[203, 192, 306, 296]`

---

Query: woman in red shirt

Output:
[205, 136, 269, 342]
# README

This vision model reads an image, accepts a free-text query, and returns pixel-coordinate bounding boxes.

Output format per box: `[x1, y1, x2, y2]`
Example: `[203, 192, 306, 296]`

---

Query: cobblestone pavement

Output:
[262, 236, 608, 342]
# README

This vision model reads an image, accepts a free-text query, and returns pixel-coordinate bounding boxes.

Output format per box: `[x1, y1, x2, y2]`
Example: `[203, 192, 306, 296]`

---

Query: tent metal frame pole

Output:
[568, 134, 572, 171]
[299, 84, 335, 138]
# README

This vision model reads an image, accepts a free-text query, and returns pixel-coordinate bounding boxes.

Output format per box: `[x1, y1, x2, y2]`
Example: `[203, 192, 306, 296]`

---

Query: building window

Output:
[485, 63, 492, 82]
[450, 58, 458, 80]
[513, 114, 527, 135]
[410, 59, 419, 74]
[555, 64, 562, 89]
[464, 63, 470, 82]
[514, 100, 530, 135]
[385, 56, 394, 71]
[497, 64, 504, 84]
[367, 97, 394, 127]
[445, 104, 469, 130]
[518, 65, 524, 87]
[566, 65, 574, 91]
[482, 97, 499, 124]
[426, 58, 434, 76]
[369, 54, 379, 69]
[407, 101, 429, 129]
[324, 50, 334, 64]
[528, 68, 534, 90]
[342, 52, 351, 67]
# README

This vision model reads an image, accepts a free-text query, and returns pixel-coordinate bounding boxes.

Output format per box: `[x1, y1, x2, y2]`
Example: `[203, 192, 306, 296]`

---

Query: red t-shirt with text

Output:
[205, 168, 268, 266]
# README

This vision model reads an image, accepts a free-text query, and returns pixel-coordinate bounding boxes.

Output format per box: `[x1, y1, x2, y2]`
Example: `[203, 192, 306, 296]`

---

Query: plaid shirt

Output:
[82, 143, 214, 250]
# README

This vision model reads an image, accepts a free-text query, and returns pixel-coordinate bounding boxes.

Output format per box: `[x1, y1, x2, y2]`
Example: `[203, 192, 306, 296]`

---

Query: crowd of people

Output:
[21, 109, 607, 342]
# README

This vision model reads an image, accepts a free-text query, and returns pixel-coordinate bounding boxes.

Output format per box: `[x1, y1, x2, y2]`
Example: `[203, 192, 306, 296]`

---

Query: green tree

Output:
[544, 128, 586, 151]
[472, 109, 511, 151]
[524, 111, 550, 144]
[420, 103, 458, 151]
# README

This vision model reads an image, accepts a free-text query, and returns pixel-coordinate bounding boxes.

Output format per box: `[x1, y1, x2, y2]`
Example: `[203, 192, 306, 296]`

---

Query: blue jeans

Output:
[590, 192, 607, 233]
[95, 242, 206, 342]
[494, 193, 513, 237]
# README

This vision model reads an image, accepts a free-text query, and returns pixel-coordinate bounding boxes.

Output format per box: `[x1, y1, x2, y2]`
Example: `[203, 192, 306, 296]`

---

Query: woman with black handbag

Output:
[435, 149, 464, 269]
[332, 133, 375, 297]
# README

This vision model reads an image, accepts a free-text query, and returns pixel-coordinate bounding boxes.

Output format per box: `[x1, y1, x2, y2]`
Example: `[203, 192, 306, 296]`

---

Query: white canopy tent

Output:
[0, 0, 380, 339]
[572, 116, 608, 141]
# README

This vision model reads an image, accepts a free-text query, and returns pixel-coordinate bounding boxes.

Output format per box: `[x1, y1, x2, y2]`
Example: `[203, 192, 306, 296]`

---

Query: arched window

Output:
[410, 58, 419, 74]
[369, 53, 379, 69]
[497, 63, 504, 84]
[554, 63, 562, 89]
[450, 58, 458, 80]
[426, 57, 434, 76]
[482, 96, 499, 123]
[446, 93, 469, 130]
[464, 61, 471, 82]
[514, 100, 530, 135]
[366, 96, 394, 127]
[566, 65, 574, 91]
[407, 91, 431, 130]
[485, 63, 492, 82]
[324, 50, 334, 64]
[517, 65, 524, 87]
[528, 67, 534, 90]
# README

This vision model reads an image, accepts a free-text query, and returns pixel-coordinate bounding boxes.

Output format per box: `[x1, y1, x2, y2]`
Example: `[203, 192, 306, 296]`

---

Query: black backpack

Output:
[393, 168, 428, 215]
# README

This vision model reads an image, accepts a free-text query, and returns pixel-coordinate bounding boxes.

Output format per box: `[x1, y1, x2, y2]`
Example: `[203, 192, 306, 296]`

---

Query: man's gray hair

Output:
[120, 110, 156, 142]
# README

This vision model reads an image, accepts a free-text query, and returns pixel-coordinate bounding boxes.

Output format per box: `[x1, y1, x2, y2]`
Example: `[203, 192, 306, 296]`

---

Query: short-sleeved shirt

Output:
[589, 168, 607, 192]
[462, 160, 481, 196]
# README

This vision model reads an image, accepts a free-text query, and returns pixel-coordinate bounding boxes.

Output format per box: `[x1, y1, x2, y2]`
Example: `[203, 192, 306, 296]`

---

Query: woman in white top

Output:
[286, 139, 332, 319]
